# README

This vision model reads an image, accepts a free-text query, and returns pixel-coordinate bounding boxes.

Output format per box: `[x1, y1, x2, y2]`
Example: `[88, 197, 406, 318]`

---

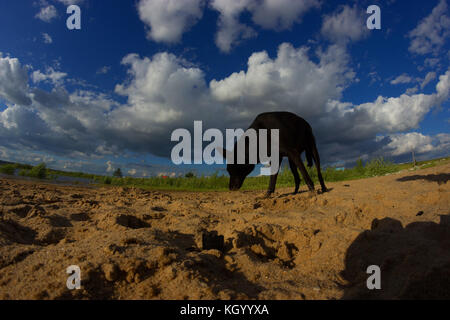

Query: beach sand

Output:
[0, 163, 449, 299]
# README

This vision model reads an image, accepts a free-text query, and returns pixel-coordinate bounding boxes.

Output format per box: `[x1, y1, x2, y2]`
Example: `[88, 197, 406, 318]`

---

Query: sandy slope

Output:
[0, 163, 449, 300]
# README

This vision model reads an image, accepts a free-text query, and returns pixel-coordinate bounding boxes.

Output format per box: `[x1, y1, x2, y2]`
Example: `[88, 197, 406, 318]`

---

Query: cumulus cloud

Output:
[210, 0, 319, 52]
[250, 0, 320, 30]
[378, 132, 450, 163]
[109, 52, 221, 156]
[0, 72, 119, 158]
[210, 0, 257, 53]
[384, 132, 435, 156]
[408, 0, 450, 56]
[1, 49, 449, 170]
[31, 67, 67, 85]
[136, 0, 319, 52]
[35, 5, 58, 22]
[0, 55, 32, 105]
[210, 43, 354, 122]
[137, 0, 205, 43]
[321, 5, 369, 44]
[114, 52, 211, 125]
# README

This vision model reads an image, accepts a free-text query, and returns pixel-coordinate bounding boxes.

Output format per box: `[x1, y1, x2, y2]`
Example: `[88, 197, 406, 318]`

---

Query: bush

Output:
[19, 163, 48, 179]
[30, 163, 48, 179]
[185, 172, 195, 178]
[364, 157, 398, 177]
[0, 164, 16, 175]
[103, 176, 112, 185]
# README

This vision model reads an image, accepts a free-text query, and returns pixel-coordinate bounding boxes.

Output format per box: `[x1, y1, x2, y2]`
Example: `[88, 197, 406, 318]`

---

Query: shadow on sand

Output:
[396, 173, 450, 185]
[341, 214, 450, 299]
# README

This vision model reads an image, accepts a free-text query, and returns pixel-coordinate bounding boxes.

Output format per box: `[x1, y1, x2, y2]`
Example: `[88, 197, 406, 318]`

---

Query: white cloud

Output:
[106, 161, 114, 172]
[321, 5, 369, 44]
[0, 146, 7, 159]
[354, 94, 437, 133]
[35, 5, 58, 22]
[390, 73, 413, 85]
[408, 0, 450, 55]
[425, 57, 440, 68]
[55, 0, 84, 5]
[420, 71, 437, 89]
[0, 55, 32, 105]
[405, 87, 419, 95]
[113, 52, 213, 127]
[210, 43, 354, 122]
[31, 67, 67, 85]
[210, 0, 319, 52]
[128, 169, 137, 176]
[137, 0, 205, 43]
[42, 32, 53, 44]
[96, 66, 111, 75]
[436, 69, 450, 100]
[250, 0, 320, 30]
[391, 71, 438, 90]
[136, 0, 319, 52]
[383, 132, 449, 156]
[210, 0, 257, 53]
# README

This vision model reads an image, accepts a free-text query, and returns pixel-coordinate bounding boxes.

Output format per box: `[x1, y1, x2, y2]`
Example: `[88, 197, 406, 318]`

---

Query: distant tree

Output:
[31, 163, 48, 179]
[113, 168, 122, 178]
[0, 164, 16, 175]
[185, 172, 195, 178]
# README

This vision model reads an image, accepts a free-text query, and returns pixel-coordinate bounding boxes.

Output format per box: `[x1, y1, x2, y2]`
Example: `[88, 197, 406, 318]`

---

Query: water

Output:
[0, 171, 99, 187]
[52, 175, 97, 185]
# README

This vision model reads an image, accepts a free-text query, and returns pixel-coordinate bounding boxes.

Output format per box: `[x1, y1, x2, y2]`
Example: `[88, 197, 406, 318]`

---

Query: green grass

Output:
[2, 156, 448, 191]
[87, 156, 448, 191]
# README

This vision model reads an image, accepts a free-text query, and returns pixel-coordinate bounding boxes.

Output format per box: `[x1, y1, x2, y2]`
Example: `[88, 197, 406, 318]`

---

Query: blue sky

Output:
[0, 0, 449, 177]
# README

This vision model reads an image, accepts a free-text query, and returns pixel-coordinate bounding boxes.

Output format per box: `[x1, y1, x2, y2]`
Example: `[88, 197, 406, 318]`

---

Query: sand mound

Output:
[0, 163, 449, 299]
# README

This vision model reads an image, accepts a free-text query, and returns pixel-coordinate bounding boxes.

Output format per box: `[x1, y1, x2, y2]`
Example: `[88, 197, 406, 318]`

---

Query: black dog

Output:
[221, 112, 327, 197]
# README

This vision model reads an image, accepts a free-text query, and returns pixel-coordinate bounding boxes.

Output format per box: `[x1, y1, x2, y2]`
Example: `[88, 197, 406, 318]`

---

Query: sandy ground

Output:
[0, 163, 449, 300]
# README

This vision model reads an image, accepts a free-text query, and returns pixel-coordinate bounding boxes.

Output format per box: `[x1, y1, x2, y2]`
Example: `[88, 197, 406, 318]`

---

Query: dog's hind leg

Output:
[288, 157, 300, 194]
[288, 151, 315, 192]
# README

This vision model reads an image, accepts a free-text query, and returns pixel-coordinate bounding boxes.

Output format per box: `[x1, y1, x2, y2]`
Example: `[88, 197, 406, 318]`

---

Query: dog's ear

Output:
[216, 147, 232, 160]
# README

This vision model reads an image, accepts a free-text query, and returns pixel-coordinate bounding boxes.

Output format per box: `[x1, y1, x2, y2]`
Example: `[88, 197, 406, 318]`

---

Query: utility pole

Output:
[412, 150, 416, 167]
